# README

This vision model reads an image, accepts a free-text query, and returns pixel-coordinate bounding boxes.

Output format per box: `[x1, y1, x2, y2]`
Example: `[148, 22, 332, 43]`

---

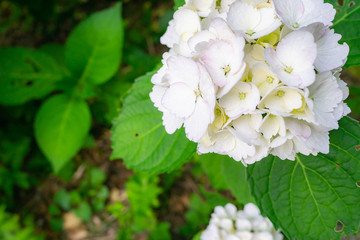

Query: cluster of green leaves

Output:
[0, 206, 44, 240]
[0, 123, 51, 208]
[0, 2, 124, 173]
[107, 173, 165, 240]
[49, 166, 109, 231]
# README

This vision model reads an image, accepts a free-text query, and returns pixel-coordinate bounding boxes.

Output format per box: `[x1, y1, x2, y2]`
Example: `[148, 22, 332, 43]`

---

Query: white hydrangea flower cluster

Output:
[150, 0, 351, 165]
[201, 203, 283, 240]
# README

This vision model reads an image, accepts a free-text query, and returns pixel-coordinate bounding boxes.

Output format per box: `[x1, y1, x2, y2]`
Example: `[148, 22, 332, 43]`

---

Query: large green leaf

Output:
[0, 48, 63, 105]
[247, 117, 360, 240]
[34, 94, 91, 172]
[65, 2, 124, 85]
[111, 71, 196, 173]
[326, 0, 360, 66]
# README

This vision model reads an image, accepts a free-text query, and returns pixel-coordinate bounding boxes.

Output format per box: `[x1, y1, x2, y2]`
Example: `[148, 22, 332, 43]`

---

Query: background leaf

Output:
[34, 94, 91, 172]
[247, 117, 360, 240]
[198, 153, 255, 204]
[0, 48, 63, 105]
[326, 0, 360, 66]
[65, 2, 124, 85]
[198, 154, 228, 191]
[111, 71, 196, 173]
[221, 156, 255, 204]
[174, 0, 185, 10]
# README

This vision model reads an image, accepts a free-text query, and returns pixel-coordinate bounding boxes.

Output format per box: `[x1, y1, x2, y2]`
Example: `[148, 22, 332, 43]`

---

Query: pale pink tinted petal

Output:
[273, 0, 304, 29]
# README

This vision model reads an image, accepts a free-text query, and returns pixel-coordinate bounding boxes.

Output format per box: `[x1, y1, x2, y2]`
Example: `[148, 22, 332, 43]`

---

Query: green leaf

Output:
[74, 202, 92, 222]
[174, 0, 185, 10]
[326, 0, 360, 66]
[89, 168, 106, 186]
[34, 94, 91, 172]
[198, 154, 228, 190]
[54, 189, 71, 211]
[0, 48, 63, 105]
[247, 117, 360, 240]
[39, 44, 66, 67]
[65, 2, 124, 85]
[198, 153, 255, 204]
[221, 157, 255, 204]
[111, 71, 197, 173]
[148, 222, 172, 240]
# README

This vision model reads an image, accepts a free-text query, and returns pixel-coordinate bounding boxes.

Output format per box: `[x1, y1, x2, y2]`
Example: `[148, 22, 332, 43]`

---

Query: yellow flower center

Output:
[292, 22, 300, 29]
[239, 92, 247, 100]
[246, 30, 255, 36]
[276, 90, 285, 97]
[284, 66, 293, 74]
[266, 76, 274, 83]
[223, 65, 231, 76]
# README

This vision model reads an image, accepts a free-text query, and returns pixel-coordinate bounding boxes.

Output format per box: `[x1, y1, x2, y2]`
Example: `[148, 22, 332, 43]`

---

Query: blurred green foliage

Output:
[0, 206, 44, 240]
[49, 165, 109, 231]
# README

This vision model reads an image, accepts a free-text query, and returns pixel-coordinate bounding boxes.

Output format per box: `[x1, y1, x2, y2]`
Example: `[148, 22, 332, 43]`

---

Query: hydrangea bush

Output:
[150, 0, 350, 165]
[201, 203, 283, 240]
[110, 0, 360, 239]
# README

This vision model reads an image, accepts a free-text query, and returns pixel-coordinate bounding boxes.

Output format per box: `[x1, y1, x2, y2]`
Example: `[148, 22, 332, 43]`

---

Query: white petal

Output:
[271, 138, 295, 160]
[150, 85, 167, 112]
[162, 82, 196, 118]
[228, 1, 260, 37]
[198, 130, 236, 154]
[273, 0, 304, 29]
[162, 112, 184, 134]
[160, 20, 178, 48]
[184, 97, 214, 142]
[174, 8, 201, 40]
[166, 55, 199, 89]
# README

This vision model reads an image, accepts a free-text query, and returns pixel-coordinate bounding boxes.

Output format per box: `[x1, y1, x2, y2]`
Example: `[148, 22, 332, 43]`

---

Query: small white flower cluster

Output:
[150, 0, 350, 164]
[201, 203, 283, 240]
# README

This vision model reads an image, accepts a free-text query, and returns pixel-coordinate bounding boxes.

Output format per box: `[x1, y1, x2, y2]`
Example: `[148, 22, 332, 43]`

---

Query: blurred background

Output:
[0, 0, 359, 239]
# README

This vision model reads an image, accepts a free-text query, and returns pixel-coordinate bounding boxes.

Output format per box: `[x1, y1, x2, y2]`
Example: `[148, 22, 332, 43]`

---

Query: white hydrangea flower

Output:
[251, 63, 280, 97]
[259, 86, 305, 116]
[201, 203, 283, 240]
[227, 0, 281, 40]
[272, 0, 336, 30]
[152, 0, 350, 165]
[190, 18, 247, 97]
[264, 30, 317, 89]
[151, 55, 216, 142]
[219, 82, 260, 118]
